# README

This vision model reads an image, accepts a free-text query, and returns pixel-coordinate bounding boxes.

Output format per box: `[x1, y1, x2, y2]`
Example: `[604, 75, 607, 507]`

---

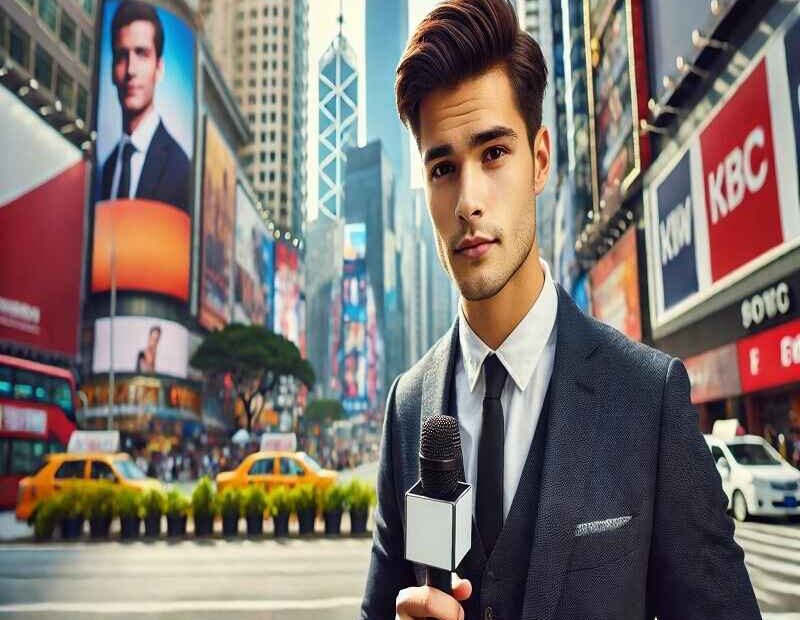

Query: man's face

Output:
[418, 65, 550, 301]
[112, 21, 162, 116]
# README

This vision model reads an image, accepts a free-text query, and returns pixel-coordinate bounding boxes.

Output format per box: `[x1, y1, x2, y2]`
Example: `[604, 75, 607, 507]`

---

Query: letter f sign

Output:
[749, 347, 760, 376]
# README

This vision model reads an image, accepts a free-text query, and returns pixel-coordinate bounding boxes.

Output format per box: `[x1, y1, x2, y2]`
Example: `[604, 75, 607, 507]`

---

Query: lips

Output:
[455, 235, 495, 252]
[455, 236, 496, 259]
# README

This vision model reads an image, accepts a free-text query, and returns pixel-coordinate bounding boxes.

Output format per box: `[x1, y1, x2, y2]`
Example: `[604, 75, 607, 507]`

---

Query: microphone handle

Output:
[426, 565, 452, 594]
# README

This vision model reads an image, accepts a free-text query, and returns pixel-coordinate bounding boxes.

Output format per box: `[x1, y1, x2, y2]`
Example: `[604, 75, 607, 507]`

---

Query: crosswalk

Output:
[734, 520, 800, 615]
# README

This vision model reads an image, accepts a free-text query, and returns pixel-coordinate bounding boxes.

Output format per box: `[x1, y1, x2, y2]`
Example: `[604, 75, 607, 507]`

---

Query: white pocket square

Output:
[574, 515, 632, 537]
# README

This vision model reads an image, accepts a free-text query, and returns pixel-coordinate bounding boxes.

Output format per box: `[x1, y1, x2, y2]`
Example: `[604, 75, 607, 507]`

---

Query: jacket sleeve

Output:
[360, 373, 417, 619]
[647, 358, 761, 619]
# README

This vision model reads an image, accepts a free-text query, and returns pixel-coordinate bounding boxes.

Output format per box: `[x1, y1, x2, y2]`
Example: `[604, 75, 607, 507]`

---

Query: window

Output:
[76, 86, 88, 121]
[9, 20, 30, 69]
[91, 461, 116, 481]
[10, 440, 45, 475]
[38, 0, 57, 32]
[0, 366, 12, 397]
[16, 0, 35, 9]
[56, 68, 74, 110]
[710, 446, 725, 463]
[727, 443, 781, 466]
[114, 459, 146, 480]
[59, 12, 76, 51]
[13, 370, 35, 400]
[55, 460, 86, 479]
[82, 0, 94, 16]
[249, 457, 274, 475]
[79, 31, 90, 66]
[279, 458, 304, 476]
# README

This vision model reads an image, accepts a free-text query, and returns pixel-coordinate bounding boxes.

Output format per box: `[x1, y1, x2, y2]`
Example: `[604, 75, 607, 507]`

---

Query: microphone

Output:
[405, 414, 472, 598]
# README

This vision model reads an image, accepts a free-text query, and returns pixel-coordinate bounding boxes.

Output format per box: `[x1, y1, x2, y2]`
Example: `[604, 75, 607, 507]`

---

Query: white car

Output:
[704, 434, 800, 522]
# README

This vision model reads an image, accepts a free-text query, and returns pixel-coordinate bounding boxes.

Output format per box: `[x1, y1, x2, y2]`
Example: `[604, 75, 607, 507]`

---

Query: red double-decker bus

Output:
[0, 354, 77, 509]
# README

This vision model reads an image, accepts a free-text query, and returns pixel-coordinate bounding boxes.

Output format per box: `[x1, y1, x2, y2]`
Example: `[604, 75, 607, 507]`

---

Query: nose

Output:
[454, 160, 485, 224]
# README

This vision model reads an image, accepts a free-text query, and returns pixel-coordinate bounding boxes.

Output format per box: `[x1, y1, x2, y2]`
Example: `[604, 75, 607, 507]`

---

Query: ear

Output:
[532, 126, 551, 195]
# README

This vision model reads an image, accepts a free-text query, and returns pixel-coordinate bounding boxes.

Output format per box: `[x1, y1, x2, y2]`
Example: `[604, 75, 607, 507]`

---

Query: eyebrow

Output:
[423, 125, 519, 164]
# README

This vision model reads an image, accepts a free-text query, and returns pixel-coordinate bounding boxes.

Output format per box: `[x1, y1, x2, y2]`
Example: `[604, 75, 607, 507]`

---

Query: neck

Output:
[122, 104, 154, 135]
[461, 245, 545, 350]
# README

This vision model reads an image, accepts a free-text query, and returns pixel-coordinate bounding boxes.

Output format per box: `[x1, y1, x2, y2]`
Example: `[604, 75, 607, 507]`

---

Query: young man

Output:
[360, 1, 760, 619]
[100, 0, 190, 212]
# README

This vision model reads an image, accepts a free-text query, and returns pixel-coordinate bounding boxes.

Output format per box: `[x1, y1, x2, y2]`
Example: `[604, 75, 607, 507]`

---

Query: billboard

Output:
[589, 228, 641, 341]
[92, 316, 189, 379]
[0, 85, 86, 356]
[261, 235, 275, 331]
[233, 185, 268, 325]
[274, 242, 302, 348]
[737, 316, 800, 394]
[341, 223, 369, 413]
[585, 0, 650, 216]
[646, 16, 800, 329]
[199, 118, 236, 329]
[91, 0, 195, 302]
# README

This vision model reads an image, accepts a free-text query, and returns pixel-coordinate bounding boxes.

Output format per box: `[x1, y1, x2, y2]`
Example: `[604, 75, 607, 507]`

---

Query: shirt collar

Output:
[458, 258, 558, 393]
[123, 108, 160, 154]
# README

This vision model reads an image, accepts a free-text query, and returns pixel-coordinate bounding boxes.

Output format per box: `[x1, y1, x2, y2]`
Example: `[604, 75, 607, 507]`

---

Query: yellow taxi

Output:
[16, 452, 163, 522]
[216, 451, 337, 493]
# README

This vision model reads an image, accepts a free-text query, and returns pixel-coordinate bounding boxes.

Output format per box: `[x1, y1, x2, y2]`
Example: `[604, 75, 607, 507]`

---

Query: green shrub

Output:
[33, 496, 62, 539]
[267, 485, 294, 516]
[191, 477, 216, 517]
[290, 483, 317, 513]
[345, 480, 377, 512]
[215, 487, 243, 518]
[319, 484, 348, 513]
[141, 489, 166, 517]
[84, 483, 115, 520]
[242, 486, 268, 517]
[165, 489, 190, 517]
[113, 488, 142, 519]
[59, 487, 84, 519]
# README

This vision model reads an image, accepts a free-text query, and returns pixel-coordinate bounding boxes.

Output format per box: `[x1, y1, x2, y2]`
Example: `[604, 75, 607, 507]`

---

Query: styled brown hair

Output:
[395, 0, 547, 145]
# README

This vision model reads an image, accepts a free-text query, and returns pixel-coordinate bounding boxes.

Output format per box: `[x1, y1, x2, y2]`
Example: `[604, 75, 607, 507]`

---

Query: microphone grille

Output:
[420, 414, 461, 499]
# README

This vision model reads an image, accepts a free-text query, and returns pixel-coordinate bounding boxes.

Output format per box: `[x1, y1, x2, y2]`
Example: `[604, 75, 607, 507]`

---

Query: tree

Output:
[190, 324, 315, 432]
[304, 399, 345, 426]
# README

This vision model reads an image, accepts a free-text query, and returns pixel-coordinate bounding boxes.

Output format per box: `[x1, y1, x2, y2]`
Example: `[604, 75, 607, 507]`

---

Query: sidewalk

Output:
[0, 511, 32, 541]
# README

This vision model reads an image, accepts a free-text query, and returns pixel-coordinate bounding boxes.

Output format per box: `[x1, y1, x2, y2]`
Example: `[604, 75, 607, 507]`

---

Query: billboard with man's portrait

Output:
[91, 0, 195, 303]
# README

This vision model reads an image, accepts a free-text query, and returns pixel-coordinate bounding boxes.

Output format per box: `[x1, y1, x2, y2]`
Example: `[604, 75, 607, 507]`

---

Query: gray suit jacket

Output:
[360, 285, 760, 619]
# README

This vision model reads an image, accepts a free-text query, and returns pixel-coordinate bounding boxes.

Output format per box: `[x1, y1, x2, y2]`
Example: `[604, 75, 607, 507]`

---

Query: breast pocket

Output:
[567, 513, 640, 571]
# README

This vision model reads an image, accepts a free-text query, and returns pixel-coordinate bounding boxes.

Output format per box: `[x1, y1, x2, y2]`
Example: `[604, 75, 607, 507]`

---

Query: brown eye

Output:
[431, 163, 453, 180]
[484, 146, 507, 162]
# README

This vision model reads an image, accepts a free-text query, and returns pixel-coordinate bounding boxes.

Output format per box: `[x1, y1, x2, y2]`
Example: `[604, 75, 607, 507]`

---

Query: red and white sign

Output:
[683, 344, 741, 403]
[700, 60, 782, 282]
[737, 317, 800, 393]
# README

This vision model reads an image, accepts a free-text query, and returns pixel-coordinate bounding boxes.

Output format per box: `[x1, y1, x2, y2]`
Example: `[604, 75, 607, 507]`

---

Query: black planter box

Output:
[89, 516, 112, 539]
[60, 516, 84, 540]
[245, 514, 263, 536]
[194, 513, 213, 537]
[273, 512, 290, 538]
[297, 508, 315, 535]
[221, 514, 239, 537]
[120, 516, 141, 540]
[144, 514, 162, 538]
[166, 514, 187, 538]
[324, 510, 342, 535]
[350, 508, 368, 535]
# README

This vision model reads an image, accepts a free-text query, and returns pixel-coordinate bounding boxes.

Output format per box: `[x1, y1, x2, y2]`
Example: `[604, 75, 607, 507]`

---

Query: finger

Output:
[396, 585, 465, 620]
[451, 576, 472, 601]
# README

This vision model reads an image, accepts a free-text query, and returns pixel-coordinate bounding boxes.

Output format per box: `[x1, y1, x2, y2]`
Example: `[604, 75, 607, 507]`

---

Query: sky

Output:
[306, 0, 437, 222]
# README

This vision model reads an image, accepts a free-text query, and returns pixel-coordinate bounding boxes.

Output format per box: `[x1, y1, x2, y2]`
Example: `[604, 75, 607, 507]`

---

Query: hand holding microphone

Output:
[396, 415, 473, 620]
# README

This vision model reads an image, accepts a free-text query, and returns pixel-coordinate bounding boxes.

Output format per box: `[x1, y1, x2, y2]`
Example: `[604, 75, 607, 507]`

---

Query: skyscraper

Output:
[365, 0, 410, 233]
[199, 0, 308, 234]
[317, 13, 358, 221]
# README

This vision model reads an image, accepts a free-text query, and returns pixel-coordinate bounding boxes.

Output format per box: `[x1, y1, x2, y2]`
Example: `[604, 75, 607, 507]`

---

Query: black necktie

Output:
[116, 141, 136, 199]
[477, 353, 507, 556]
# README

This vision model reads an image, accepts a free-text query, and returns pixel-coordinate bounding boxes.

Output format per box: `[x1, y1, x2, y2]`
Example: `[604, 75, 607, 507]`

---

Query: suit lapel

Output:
[521, 285, 604, 620]
[136, 121, 168, 199]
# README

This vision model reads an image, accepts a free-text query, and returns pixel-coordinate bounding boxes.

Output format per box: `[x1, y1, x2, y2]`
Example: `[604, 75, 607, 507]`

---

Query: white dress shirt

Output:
[455, 258, 558, 521]
[110, 108, 160, 200]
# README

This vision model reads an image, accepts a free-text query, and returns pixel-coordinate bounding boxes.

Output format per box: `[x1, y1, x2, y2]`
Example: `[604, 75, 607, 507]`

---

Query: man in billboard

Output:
[100, 0, 190, 212]
[136, 325, 161, 374]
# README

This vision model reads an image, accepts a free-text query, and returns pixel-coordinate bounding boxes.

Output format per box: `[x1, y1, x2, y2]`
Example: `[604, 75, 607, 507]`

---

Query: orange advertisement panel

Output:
[199, 119, 235, 330]
[589, 228, 642, 341]
[91, 200, 190, 301]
